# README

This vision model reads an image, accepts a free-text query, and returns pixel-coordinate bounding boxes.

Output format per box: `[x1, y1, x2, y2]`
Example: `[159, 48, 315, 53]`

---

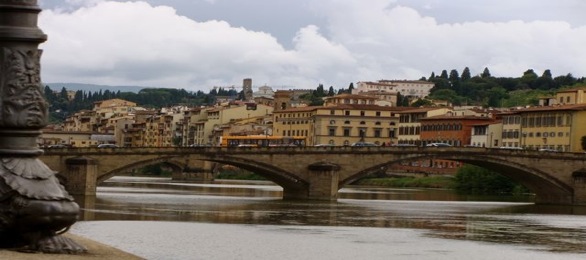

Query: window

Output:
[376, 111, 381, 116]
[343, 128, 350, 136]
[345, 111, 350, 116]
[360, 111, 365, 116]
[329, 120, 336, 124]
[374, 129, 381, 137]
[328, 128, 335, 136]
[359, 121, 366, 125]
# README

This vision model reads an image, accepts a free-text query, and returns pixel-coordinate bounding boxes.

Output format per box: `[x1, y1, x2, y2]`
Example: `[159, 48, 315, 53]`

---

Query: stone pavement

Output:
[0, 234, 143, 260]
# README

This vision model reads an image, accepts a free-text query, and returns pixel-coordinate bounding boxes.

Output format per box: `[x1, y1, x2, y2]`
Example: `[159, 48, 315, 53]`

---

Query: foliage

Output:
[216, 169, 266, 180]
[299, 84, 327, 106]
[453, 165, 528, 195]
[410, 98, 433, 107]
[427, 67, 584, 107]
[355, 176, 454, 189]
[138, 163, 172, 176]
[43, 85, 221, 122]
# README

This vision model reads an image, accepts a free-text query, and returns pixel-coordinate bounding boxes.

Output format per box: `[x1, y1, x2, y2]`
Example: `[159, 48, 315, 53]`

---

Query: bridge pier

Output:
[284, 162, 341, 201]
[63, 157, 98, 196]
[171, 161, 215, 182]
[572, 169, 586, 205]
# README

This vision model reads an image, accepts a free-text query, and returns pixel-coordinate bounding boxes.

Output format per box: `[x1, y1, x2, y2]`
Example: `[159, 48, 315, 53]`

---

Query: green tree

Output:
[519, 69, 538, 89]
[315, 84, 325, 97]
[396, 92, 409, 106]
[461, 67, 471, 81]
[448, 69, 460, 83]
[487, 86, 508, 107]
[411, 98, 433, 107]
[439, 70, 448, 79]
[454, 165, 527, 194]
[534, 69, 558, 90]
[327, 86, 336, 96]
[429, 89, 460, 105]
[481, 67, 492, 78]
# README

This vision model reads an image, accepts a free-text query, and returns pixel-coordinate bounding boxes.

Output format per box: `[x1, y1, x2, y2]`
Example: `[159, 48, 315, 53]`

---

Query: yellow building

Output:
[556, 87, 586, 105]
[510, 104, 586, 152]
[500, 111, 522, 148]
[273, 104, 409, 146]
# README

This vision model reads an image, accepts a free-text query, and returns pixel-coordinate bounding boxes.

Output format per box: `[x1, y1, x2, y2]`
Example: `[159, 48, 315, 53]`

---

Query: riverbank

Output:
[0, 233, 143, 260]
[355, 175, 455, 189]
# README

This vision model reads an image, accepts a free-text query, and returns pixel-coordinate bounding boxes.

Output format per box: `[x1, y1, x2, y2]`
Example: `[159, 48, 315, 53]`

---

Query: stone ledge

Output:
[0, 233, 143, 260]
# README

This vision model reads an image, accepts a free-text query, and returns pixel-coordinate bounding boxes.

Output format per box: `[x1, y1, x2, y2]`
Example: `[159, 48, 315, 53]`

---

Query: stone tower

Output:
[273, 90, 293, 111]
[243, 78, 253, 101]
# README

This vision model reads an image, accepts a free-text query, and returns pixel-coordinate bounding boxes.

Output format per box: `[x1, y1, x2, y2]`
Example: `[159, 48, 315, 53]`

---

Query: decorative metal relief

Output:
[0, 47, 48, 128]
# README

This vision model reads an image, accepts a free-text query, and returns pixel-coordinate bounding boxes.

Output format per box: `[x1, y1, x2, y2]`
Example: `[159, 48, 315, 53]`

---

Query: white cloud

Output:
[39, 0, 586, 92]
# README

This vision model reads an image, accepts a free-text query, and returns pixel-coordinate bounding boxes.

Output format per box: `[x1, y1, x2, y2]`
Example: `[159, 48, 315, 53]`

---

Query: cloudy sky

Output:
[37, 0, 586, 92]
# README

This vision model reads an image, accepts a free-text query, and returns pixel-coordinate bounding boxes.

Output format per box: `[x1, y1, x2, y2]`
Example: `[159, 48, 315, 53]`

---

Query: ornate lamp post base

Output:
[0, 1, 85, 254]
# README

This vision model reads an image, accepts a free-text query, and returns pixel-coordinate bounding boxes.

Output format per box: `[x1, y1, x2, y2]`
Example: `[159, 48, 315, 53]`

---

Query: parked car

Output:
[391, 144, 417, 147]
[426, 143, 452, 147]
[97, 144, 118, 148]
[314, 144, 335, 147]
[351, 142, 378, 147]
[538, 148, 558, 152]
[499, 146, 523, 150]
[47, 144, 68, 148]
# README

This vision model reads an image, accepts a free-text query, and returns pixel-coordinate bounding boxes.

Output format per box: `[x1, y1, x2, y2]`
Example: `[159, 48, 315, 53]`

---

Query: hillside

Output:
[45, 83, 145, 93]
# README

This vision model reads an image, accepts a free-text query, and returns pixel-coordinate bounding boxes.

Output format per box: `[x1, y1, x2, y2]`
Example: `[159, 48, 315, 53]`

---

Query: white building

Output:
[354, 80, 434, 99]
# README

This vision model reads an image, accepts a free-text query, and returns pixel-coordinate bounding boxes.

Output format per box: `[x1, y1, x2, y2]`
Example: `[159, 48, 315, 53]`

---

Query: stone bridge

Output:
[40, 147, 586, 205]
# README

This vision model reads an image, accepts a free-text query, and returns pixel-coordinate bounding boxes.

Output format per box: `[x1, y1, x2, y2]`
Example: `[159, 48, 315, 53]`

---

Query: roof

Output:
[507, 104, 586, 113]
[396, 107, 450, 114]
[325, 93, 378, 100]
[556, 87, 586, 93]
[420, 115, 494, 121]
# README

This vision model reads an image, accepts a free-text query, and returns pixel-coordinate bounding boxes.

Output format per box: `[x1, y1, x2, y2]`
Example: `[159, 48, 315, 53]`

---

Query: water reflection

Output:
[73, 177, 586, 254]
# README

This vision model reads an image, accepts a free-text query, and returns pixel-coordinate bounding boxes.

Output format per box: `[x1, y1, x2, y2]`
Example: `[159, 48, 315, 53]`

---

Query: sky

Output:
[37, 0, 586, 92]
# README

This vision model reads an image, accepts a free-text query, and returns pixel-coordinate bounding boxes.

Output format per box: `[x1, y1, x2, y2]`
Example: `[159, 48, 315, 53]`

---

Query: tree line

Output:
[43, 85, 238, 122]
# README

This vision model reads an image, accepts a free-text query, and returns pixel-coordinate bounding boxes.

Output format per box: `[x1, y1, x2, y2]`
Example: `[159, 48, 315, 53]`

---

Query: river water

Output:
[69, 176, 586, 259]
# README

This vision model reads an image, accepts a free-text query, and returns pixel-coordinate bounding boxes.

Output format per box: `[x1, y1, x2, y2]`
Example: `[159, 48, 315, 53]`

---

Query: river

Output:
[69, 176, 586, 259]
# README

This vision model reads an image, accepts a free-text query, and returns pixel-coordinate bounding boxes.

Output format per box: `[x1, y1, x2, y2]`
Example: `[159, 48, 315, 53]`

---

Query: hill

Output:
[44, 83, 145, 93]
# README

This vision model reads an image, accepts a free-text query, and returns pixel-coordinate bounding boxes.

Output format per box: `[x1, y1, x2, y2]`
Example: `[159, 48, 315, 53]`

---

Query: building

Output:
[323, 94, 378, 106]
[396, 107, 452, 146]
[273, 102, 409, 146]
[196, 102, 273, 146]
[469, 121, 503, 148]
[419, 115, 495, 147]
[502, 104, 586, 152]
[556, 87, 586, 105]
[355, 80, 434, 99]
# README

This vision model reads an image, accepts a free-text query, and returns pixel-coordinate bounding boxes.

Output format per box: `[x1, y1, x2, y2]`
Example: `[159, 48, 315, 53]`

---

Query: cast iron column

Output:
[0, 0, 85, 253]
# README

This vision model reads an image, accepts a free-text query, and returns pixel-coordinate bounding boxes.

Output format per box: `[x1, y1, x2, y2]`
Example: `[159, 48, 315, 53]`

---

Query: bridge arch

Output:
[97, 156, 185, 184]
[201, 156, 309, 191]
[339, 153, 573, 204]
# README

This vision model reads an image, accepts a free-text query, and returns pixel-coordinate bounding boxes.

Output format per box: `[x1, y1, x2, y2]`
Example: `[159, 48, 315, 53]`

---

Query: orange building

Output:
[419, 115, 495, 147]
